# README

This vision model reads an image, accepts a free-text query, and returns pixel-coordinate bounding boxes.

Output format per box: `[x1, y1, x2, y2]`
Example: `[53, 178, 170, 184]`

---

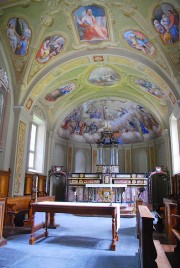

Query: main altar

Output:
[67, 126, 148, 204]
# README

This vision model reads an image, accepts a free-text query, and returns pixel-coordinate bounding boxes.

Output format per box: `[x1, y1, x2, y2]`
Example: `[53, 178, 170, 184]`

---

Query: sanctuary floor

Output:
[0, 213, 180, 268]
[1, 214, 139, 268]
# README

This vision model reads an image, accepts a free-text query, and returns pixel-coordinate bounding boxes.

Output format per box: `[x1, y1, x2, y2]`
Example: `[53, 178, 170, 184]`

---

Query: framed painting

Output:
[74, 5, 108, 42]
[6, 17, 31, 56]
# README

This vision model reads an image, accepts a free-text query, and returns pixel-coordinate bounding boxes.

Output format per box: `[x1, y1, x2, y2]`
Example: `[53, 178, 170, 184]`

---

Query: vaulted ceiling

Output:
[0, 0, 180, 144]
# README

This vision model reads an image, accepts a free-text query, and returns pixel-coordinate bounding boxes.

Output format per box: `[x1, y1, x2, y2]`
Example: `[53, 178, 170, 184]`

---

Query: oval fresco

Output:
[123, 30, 156, 56]
[74, 5, 108, 42]
[89, 67, 120, 86]
[45, 82, 76, 101]
[6, 17, 31, 56]
[135, 79, 166, 99]
[152, 3, 179, 45]
[36, 35, 65, 64]
[58, 98, 162, 144]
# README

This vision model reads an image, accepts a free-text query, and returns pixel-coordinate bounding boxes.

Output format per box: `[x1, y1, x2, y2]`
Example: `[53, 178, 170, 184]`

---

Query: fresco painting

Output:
[135, 79, 166, 99]
[58, 98, 161, 144]
[89, 67, 120, 86]
[36, 35, 65, 64]
[152, 3, 179, 45]
[6, 18, 31, 56]
[45, 82, 76, 101]
[123, 30, 156, 56]
[74, 5, 108, 42]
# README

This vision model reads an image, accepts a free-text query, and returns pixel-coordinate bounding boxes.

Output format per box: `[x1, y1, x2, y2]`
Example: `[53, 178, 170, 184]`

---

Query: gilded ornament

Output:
[14, 121, 26, 194]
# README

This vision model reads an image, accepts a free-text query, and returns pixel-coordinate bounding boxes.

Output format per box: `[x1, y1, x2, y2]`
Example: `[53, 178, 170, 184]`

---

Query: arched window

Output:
[28, 114, 46, 173]
[170, 114, 180, 174]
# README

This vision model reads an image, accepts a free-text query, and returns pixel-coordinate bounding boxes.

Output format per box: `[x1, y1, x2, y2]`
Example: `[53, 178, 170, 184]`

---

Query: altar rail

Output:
[137, 205, 157, 268]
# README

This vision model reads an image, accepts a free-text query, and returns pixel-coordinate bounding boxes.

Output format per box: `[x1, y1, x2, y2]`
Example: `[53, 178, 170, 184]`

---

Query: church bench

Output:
[171, 214, 180, 253]
[5, 195, 31, 227]
[137, 205, 157, 268]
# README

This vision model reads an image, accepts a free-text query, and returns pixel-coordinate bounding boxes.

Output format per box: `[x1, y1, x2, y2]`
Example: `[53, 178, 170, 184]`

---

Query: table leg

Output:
[29, 211, 35, 245]
[111, 214, 116, 251]
[45, 212, 48, 237]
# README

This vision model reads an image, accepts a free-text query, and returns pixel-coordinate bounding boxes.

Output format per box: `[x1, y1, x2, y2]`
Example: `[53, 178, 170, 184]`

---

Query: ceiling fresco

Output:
[88, 67, 120, 86]
[0, 0, 179, 145]
[58, 98, 161, 144]
[152, 3, 179, 45]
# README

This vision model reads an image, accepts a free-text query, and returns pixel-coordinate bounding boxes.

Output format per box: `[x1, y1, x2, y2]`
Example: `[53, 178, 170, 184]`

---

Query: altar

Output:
[85, 183, 127, 203]
[29, 201, 120, 251]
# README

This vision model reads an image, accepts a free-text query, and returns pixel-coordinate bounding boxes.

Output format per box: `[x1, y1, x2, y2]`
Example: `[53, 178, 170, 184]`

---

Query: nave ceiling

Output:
[0, 0, 180, 144]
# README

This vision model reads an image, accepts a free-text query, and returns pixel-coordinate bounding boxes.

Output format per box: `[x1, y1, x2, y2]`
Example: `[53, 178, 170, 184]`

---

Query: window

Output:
[28, 114, 46, 173]
[170, 114, 180, 174]
[28, 123, 37, 169]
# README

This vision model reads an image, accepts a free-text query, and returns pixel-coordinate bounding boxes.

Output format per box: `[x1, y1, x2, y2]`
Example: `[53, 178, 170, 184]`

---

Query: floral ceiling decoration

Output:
[58, 98, 161, 144]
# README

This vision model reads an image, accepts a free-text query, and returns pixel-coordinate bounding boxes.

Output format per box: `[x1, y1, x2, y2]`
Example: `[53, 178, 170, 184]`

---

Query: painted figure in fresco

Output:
[6, 23, 20, 53]
[75, 7, 108, 41]
[124, 30, 155, 56]
[36, 39, 51, 62]
[152, 3, 179, 45]
[45, 83, 76, 101]
[165, 10, 179, 43]
[36, 36, 65, 63]
[6, 18, 31, 56]
[16, 36, 29, 55]
[135, 79, 166, 99]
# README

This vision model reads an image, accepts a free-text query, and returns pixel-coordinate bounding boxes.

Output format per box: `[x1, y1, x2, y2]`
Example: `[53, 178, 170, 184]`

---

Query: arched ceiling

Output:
[0, 0, 180, 144]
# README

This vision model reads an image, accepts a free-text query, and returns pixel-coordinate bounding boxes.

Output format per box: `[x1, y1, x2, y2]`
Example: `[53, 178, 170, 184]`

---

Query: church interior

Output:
[0, 0, 180, 267]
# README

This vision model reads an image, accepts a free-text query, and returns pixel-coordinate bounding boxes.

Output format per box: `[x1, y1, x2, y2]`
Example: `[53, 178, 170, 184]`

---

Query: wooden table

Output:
[29, 201, 120, 250]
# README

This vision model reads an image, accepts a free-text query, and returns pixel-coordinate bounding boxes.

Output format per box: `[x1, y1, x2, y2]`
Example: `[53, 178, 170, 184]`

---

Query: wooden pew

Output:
[5, 195, 31, 227]
[137, 205, 157, 268]
[0, 169, 11, 198]
[24, 172, 47, 197]
[171, 200, 180, 253]
[0, 198, 7, 246]
[163, 198, 177, 243]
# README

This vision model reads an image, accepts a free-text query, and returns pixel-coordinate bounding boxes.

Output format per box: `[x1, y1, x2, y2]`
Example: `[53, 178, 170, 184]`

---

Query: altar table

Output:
[29, 201, 120, 250]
